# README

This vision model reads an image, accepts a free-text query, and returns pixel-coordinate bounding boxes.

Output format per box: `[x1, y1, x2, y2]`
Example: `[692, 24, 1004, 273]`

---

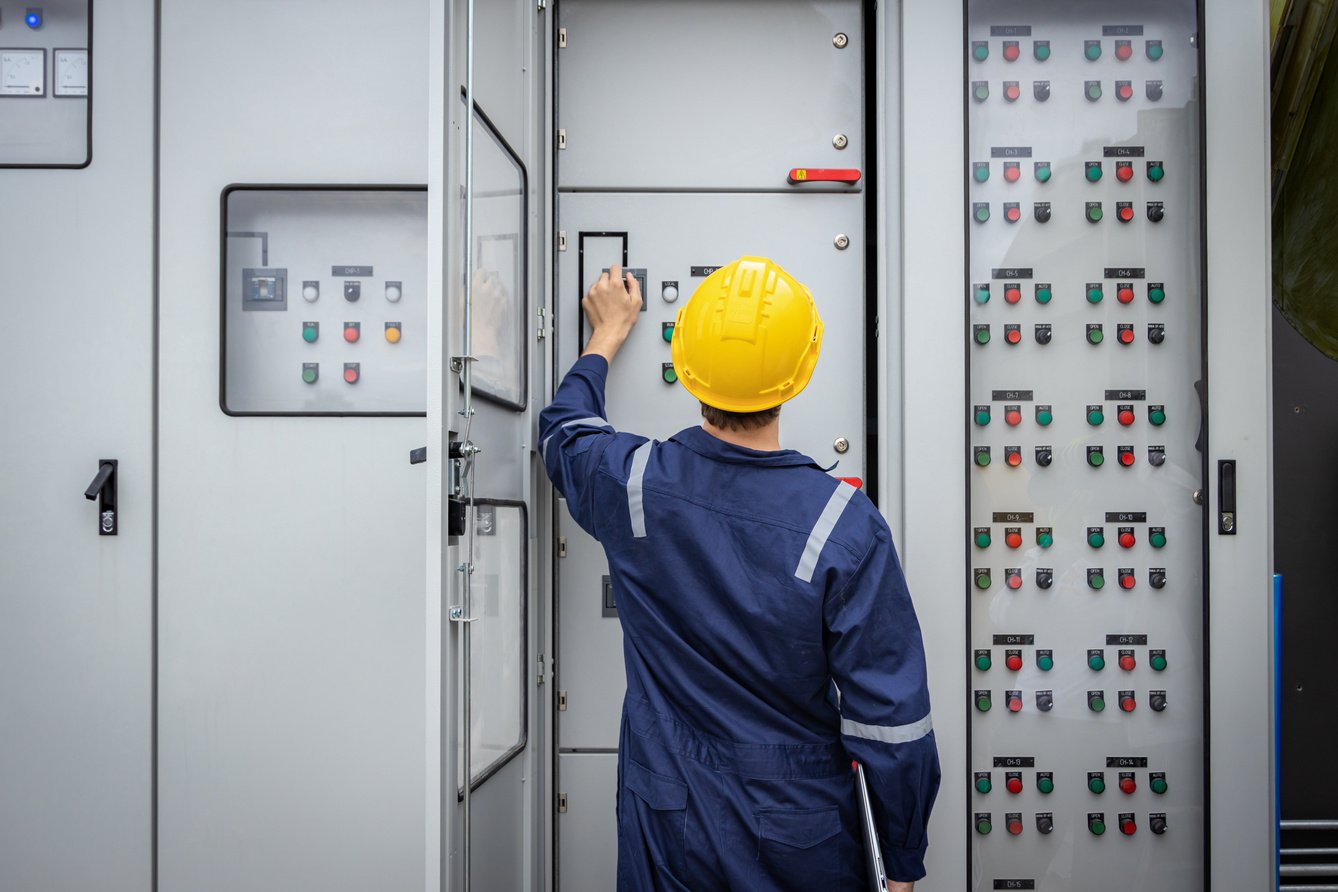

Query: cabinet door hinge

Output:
[537, 306, 549, 341]
[537, 654, 547, 686]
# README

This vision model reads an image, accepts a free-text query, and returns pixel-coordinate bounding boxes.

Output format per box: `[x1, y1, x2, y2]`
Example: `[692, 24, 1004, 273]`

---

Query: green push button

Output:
[1150, 408, 1167, 426]
[973, 83, 990, 102]
[1088, 451, 1105, 467]
[1037, 530, 1054, 548]
[1035, 163, 1052, 183]
[1086, 204, 1104, 223]
[661, 364, 678, 384]
[1086, 164, 1103, 183]
[974, 451, 991, 468]
[1085, 41, 1102, 61]
[976, 775, 993, 794]
[1151, 654, 1168, 672]
[1088, 408, 1105, 426]
[1089, 817, 1107, 835]
[1086, 82, 1103, 102]
[1147, 41, 1164, 61]
[1089, 653, 1106, 671]
[974, 204, 991, 223]
[974, 164, 990, 183]
[1151, 776, 1169, 794]
[1036, 409, 1053, 427]
[1089, 776, 1107, 794]
[302, 325, 318, 343]
[976, 817, 993, 835]
[1089, 530, 1106, 548]
[301, 365, 318, 385]
[1034, 42, 1051, 62]
[1038, 775, 1055, 794]
[1089, 694, 1107, 713]
[1037, 653, 1054, 671]
[975, 571, 992, 589]
[1088, 327, 1104, 345]
[1088, 285, 1104, 304]
[1150, 530, 1168, 548]
[973, 43, 989, 62]
[1089, 571, 1106, 588]
[1035, 285, 1052, 304]
[975, 530, 992, 548]
[975, 409, 991, 426]
[1148, 163, 1165, 182]
[975, 692, 993, 712]
[662, 323, 675, 343]
[1149, 284, 1166, 303]
[975, 653, 993, 671]
[975, 285, 991, 304]
[975, 327, 991, 345]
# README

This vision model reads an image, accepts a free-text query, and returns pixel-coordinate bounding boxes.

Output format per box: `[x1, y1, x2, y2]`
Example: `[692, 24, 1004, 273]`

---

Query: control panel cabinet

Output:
[0, 0, 90, 166]
[965, 3, 1205, 890]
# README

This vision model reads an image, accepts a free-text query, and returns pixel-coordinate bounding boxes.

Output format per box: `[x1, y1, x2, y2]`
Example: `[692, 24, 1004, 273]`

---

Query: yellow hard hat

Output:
[671, 257, 823, 413]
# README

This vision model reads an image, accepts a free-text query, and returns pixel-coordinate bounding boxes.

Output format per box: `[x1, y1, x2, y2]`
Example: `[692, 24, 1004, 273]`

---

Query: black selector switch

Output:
[1150, 691, 1169, 712]
[1034, 203, 1052, 223]
[1147, 80, 1165, 102]
[1148, 202, 1166, 223]
[1035, 324, 1053, 345]
[1150, 569, 1168, 589]
[1036, 814, 1055, 835]
[1035, 690, 1054, 712]
[1035, 447, 1053, 467]
[1036, 568, 1053, 589]
[1034, 81, 1051, 102]
[1149, 324, 1167, 344]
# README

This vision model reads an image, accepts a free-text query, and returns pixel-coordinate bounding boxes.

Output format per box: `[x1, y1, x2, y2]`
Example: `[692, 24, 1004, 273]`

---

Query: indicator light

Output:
[343, 363, 360, 384]
[1116, 81, 1134, 102]
[975, 529, 992, 547]
[343, 322, 360, 343]
[976, 774, 993, 793]
[1151, 816, 1169, 835]
[1035, 162, 1052, 182]
[25, 8, 42, 28]
[1119, 530, 1136, 548]
[1089, 775, 1107, 794]
[1036, 690, 1054, 710]
[1150, 529, 1167, 548]
[975, 691, 993, 712]
[1151, 653, 1168, 672]
[1115, 40, 1133, 61]
[302, 282, 320, 302]
[1006, 774, 1024, 794]
[1085, 81, 1103, 102]
[1118, 408, 1135, 426]
[1088, 406, 1105, 426]
[1038, 774, 1055, 794]
[1003, 162, 1021, 183]
[1005, 653, 1023, 671]
[662, 322, 675, 343]
[1088, 284, 1104, 303]
[1037, 815, 1055, 835]
[974, 407, 991, 426]
[1150, 692, 1168, 712]
[1148, 203, 1166, 223]
[975, 652, 993, 671]
[1004, 82, 1021, 103]
[1149, 406, 1167, 426]
[1151, 774, 1169, 794]
[1119, 653, 1137, 671]
[1120, 816, 1137, 836]
[1036, 407, 1053, 426]
[1007, 817, 1024, 836]
[1116, 162, 1134, 182]
[973, 163, 990, 183]
[1086, 203, 1104, 224]
[1004, 326, 1022, 345]
[1005, 530, 1023, 548]
[1006, 691, 1024, 712]
[302, 322, 319, 343]
[1035, 325, 1052, 345]
[1005, 569, 1023, 589]
[1086, 163, 1103, 183]
[662, 282, 679, 302]
[384, 323, 402, 344]
[1119, 692, 1137, 712]
[1119, 775, 1137, 794]
[974, 448, 992, 467]
[1149, 284, 1167, 303]
[1088, 692, 1106, 712]
[1089, 652, 1106, 671]
[662, 363, 678, 384]
[1005, 449, 1023, 468]
[1037, 529, 1054, 547]
[1118, 285, 1135, 303]
[973, 82, 990, 103]
[1119, 569, 1136, 589]
[385, 283, 402, 302]
[1004, 284, 1021, 304]
[1089, 815, 1107, 836]
[1085, 40, 1102, 61]
[972, 42, 989, 62]
[973, 203, 991, 223]
[1148, 162, 1166, 182]
[1118, 449, 1136, 467]
[1147, 40, 1165, 61]
[1118, 326, 1136, 345]
[1034, 41, 1051, 61]
[1004, 204, 1022, 223]
[975, 284, 991, 304]
[1035, 568, 1053, 589]
[301, 363, 319, 385]
[1003, 41, 1020, 62]
[1117, 203, 1136, 223]
[975, 569, 992, 588]
[1004, 408, 1022, 426]
[1089, 529, 1106, 548]
[976, 816, 993, 835]
[1088, 568, 1106, 588]
[1035, 284, 1052, 304]
[1037, 652, 1054, 671]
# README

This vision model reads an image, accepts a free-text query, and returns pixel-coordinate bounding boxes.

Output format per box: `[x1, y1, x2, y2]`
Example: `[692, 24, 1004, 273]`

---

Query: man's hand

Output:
[581, 263, 643, 363]
[886, 882, 914, 892]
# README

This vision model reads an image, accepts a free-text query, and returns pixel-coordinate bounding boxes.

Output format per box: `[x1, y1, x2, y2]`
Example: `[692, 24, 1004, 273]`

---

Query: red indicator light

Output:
[1005, 205, 1022, 223]
[1118, 205, 1136, 222]
[1006, 776, 1024, 793]
[1118, 409, 1135, 426]
[1117, 287, 1135, 303]
[344, 324, 360, 343]
[787, 168, 862, 185]
[1120, 817, 1137, 835]
[1115, 42, 1134, 61]
[1119, 654, 1137, 671]
[1006, 451, 1023, 468]
[1118, 531, 1136, 548]
[1006, 572, 1023, 589]
[1116, 165, 1134, 182]
[1119, 451, 1136, 467]
[1005, 410, 1022, 426]
[1007, 693, 1024, 711]
[1004, 165, 1021, 183]
[1004, 286, 1022, 303]
[1008, 819, 1024, 836]
[1120, 571, 1137, 589]
[1119, 776, 1137, 794]
[1118, 328, 1136, 345]
[1117, 83, 1134, 101]
[1120, 694, 1137, 712]
[1005, 328, 1022, 345]
[1005, 532, 1023, 549]
[343, 366, 360, 384]
[1003, 42, 1021, 62]
[1005, 83, 1021, 102]
[1006, 654, 1024, 671]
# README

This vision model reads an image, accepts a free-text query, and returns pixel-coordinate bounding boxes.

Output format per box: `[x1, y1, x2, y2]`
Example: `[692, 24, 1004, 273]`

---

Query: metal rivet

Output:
[833, 133, 848, 149]
[833, 437, 850, 454]
[834, 234, 850, 250]
[833, 32, 849, 49]
[1192, 489, 1204, 506]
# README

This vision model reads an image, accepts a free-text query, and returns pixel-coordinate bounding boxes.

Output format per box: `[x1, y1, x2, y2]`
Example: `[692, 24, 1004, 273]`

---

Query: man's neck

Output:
[701, 418, 782, 452]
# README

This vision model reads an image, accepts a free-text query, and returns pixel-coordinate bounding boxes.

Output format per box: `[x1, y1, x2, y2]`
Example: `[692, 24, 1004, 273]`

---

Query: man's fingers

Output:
[625, 271, 643, 304]
[607, 263, 622, 288]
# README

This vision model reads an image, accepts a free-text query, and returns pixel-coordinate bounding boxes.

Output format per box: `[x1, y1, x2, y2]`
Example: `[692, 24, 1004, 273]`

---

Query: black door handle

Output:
[85, 459, 118, 536]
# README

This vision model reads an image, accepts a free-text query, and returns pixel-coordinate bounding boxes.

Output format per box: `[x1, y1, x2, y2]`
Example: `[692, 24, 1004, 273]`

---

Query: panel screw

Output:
[833, 32, 849, 49]
[833, 133, 849, 149]
[834, 234, 850, 250]
[833, 437, 850, 454]
[1192, 489, 1204, 505]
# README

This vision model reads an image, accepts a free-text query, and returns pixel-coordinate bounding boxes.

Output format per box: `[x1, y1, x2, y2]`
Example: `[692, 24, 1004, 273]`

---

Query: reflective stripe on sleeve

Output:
[627, 441, 653, 538]
[794, 480, 857, 582]
[562, 416, 612, 431]
[841, 713, 934, 745]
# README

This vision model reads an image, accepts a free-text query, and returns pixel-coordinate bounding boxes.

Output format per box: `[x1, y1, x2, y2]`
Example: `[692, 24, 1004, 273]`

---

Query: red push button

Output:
[1005, 327, 1022, 345]
[1115, 40, 1133, 61]
[1119, 775, 1137, 794]
[1117, 82, 1134, 102]
[1119, 450, 1136, 467]
[1006, 450, 1023, 467]
[1118, 204, 1136, 222]
[1003, 41, 1020, 62]
[1119, 653, 1137, 671]
[1008, 817, 1024, 836]
[1006, 569, 1023, 588]
[1006, 775, 1024, 793]
[1005, 204, 1022, 222]
[1005, 654, 1024, 671]
[343, 363, 360, 384]
[1005, 531, 1023, 549]
[1118, 327, 1136, 345]
[1003, 163, 1021, 183]
[1005, 409, 1022, 426]
[1120, 693, 1137, 712]
[1006, 692, 1024, 711]
[1116, 163, 1134, 183]
[1004, 82, 1021, 102]
[1117, 286, 1135, 303]
[343, 322, 360, 343]
[1119, 570, 1137, 589]
[1118, 531, 1136, 548]
[1004, 285, 1022, 304]
[787, 168, 862, 185]
[1118, 408, 1136, 426]
[1120, 816, 1137, 836]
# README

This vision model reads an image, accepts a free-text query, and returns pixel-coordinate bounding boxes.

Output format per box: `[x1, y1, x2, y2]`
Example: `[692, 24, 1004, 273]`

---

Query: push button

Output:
[1150, 652, 1168, 672]
[975, 690, 993, 712]
[1086, 202, 1104, 224]
[1004, 82, 1021, 103]
[302, 363, 319, 385]
[1004, 284, 1022, 304]
[1003, 41, 1020, 62]
[1150, 528, 1168, 548]
[1036, 406, 1053, 426]
[1115, 40, 1133, 61]
[1035, 284, 1052, 304]
[1118, 529, 1136, 548]
[1005, 651, 1024, 671]
[302, 321, 319, 343]
[1034, 161, 1052, 182]
[1147, 40, 1164, 61]
[662, 322, 676, 343]
[1088, 567, 1106, 589]
[1117, 325, 1136, 345]
[1037, 650, 1054, 671]
[661, 363, 678, 384]
[1088, 691, 1106, 712]
[1117, 284, 1135, 303]
[1006, 690, 1024, 712]
[1119, 569, 1137, 589]
[1085, 81, 1103, 102]
[1087, 283, 1105, 304]
[1034, 41, 1051, 61]
[1119, 773, 1137, 794]
[1088, 773, 1107, 794]
[1085, 162, 1103, 183]
[1118, 407, 1136, 426]
[973, 201, 991, 222]
[1003, 162, 1021, 183]
[1119, 652, 1137, 671]
[1037, 528, 1054, 548]
[1088, 650, 1106, 671]
[1118, 446, 1136, 467]
[1004, 203, 1022, 223]
[1120, 815, 1137, 836]
[1151, 773, 1169, 794]
[975, 528, 992, 548]
[1089, 814, 1107, 836]
[1006, 815, 1024, 836]
[1116, 81, 1134, 102]
[1004, 325, 1022, 346]
[1004, 528, 1023, 548]
[1004, 407, 1022, 426]
[975, 283, 991, 304]
[1119, 691, 1137, 712]
[1006, 773, 1024, 794]
[1087, 405, 1105, 426]
[1037, 773, 1055, 794]
[974, 406, 991, 426]
[976, 773, 993, 794]
[973, 162, 990, 184]
[1088, 528, 1106, 548]
[1149, 283, 1167, 303]
[1148, 161, 1166, 182]
[1005, 446, 1023, 467]
[972, 82, 990, 103]
[975, 651, 993, 671]
[972, 41, 989, 62]
[1117, 202, 1136, 223]
[976, 815, 993, 835]
[1005, 568, 1023, 589]
[384, 322, 402, 344]
[343, 322, 360, 343]
[1085, 40, 1102, 61]
[343, 362, 360, 384]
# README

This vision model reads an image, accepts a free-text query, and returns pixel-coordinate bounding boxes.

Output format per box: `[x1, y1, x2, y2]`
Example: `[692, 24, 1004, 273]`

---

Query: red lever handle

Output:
[787, 168, 862, 185]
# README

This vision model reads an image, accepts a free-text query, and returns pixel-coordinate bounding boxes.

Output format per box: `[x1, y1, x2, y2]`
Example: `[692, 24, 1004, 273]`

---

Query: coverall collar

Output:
[670, 426, 830, 470]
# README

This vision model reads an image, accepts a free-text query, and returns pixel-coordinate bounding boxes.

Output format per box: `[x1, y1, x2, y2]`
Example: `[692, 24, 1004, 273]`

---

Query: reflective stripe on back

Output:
[841, 713, 934, 745]
[794, 480, 857, 582]
[627, 441, 653, 538]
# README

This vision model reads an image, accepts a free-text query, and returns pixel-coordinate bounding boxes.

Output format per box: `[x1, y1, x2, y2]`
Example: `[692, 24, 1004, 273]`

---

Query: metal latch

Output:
[557, 129, 567, 150]
[558, 690, 568, 711]
[558, 27, 567, 48]
[558, 792, 568, 813]
[558, 536, 567, 558]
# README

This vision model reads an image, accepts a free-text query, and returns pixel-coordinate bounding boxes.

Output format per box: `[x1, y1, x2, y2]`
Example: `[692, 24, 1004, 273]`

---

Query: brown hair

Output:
[700, 402, 781, 432]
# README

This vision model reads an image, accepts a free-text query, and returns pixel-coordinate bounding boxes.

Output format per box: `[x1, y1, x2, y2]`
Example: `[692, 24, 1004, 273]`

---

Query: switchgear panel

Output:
[221, 187, 427, 415]
[0, 0, 89, 166]
[966, 2, 1205, 889]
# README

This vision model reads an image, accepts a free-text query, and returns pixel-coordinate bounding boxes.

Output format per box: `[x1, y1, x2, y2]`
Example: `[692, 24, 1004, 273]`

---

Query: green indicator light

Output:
[1151, 777, 1169, 794]
[1150, 408, 1167, 426]
[302, 367, 318, 385]
[1035, 286, 1052, 304]
[1085, 42, 1102, 61]
[975, 572, 992, 589]
[1037, 531, 1054, 548]
[1089, 695, 1107, 713]
[1086, 165, 1103, 183]
[974, 165, 990, 183]
[1087, 205, 1104, 223]
[1035, 164, 1052, 183]
[1149, 285, 1166, 303]
[1090, 818, 1107, 835]
[975, 409, 991, 426]
[974, 83, 990, 102]
[662, 324, 675, 343]
[1038, 776, 1055, 794]
[1088, 328, 1104, 345]
[1089, 571, 1106, 588]
[1086, 82, 1103, 101]
[1088, 408, 1105, 426]
[1087, 287, 1104, 304]
[975, 452, 991, 468]
[975, 530, 992, 548]
[1089, 531, 1105, 548]
[302, 326, 318, 343]
[976, 776, 993, 794]
[1089, 776, 1107, 794]
[1148, 163, 1165, 182]
[662, 365, 678, 384]
[975, 286, 991, 304]
[1151, 654, 1168, 672]
[973, 43, 989, 62]
[974, 204, 991, 223]
[1037, 653, 1054, 671]
[1147, 42, 1164, 61]
[1089, 654, 1106, 671]
[975, 693, 993, 712]
[975, 328, 992, 345]
[975, 654, 992, 671]
[1034, 43, 1051, 62]
[1036, 410, 1054, 428]
[976, 817, 993, 835]
[1150, 530, 1168, 548]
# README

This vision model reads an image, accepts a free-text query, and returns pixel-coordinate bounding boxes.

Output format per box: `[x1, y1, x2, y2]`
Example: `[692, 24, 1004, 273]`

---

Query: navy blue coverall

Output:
[541, 355, 941, 890]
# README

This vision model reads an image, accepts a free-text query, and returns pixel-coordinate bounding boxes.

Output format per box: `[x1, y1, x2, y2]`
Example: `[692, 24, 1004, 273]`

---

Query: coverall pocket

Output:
[754, 806, 843, 888]
[621, 759, 689, 879]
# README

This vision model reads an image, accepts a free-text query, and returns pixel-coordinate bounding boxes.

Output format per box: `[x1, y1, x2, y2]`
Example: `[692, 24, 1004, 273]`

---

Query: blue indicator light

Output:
[26, 10, 44, 29]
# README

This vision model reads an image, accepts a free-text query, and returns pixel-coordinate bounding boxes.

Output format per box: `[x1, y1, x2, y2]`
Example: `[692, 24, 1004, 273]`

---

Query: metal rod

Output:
[1286, 850, 1338, 857]
[1280, 887, 1338, 891]
[1282, 866, 1338, 877]
[1285, 821, 1338, 831]
[460, 0, 476, 888]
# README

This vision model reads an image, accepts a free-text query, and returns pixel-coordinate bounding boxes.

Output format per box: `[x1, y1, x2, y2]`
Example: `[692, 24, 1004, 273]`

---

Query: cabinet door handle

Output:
[84, 459, 118, 536]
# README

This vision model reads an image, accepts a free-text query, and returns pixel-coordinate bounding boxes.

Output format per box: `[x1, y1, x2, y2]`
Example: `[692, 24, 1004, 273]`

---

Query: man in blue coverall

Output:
[540, 257, 940, 890]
